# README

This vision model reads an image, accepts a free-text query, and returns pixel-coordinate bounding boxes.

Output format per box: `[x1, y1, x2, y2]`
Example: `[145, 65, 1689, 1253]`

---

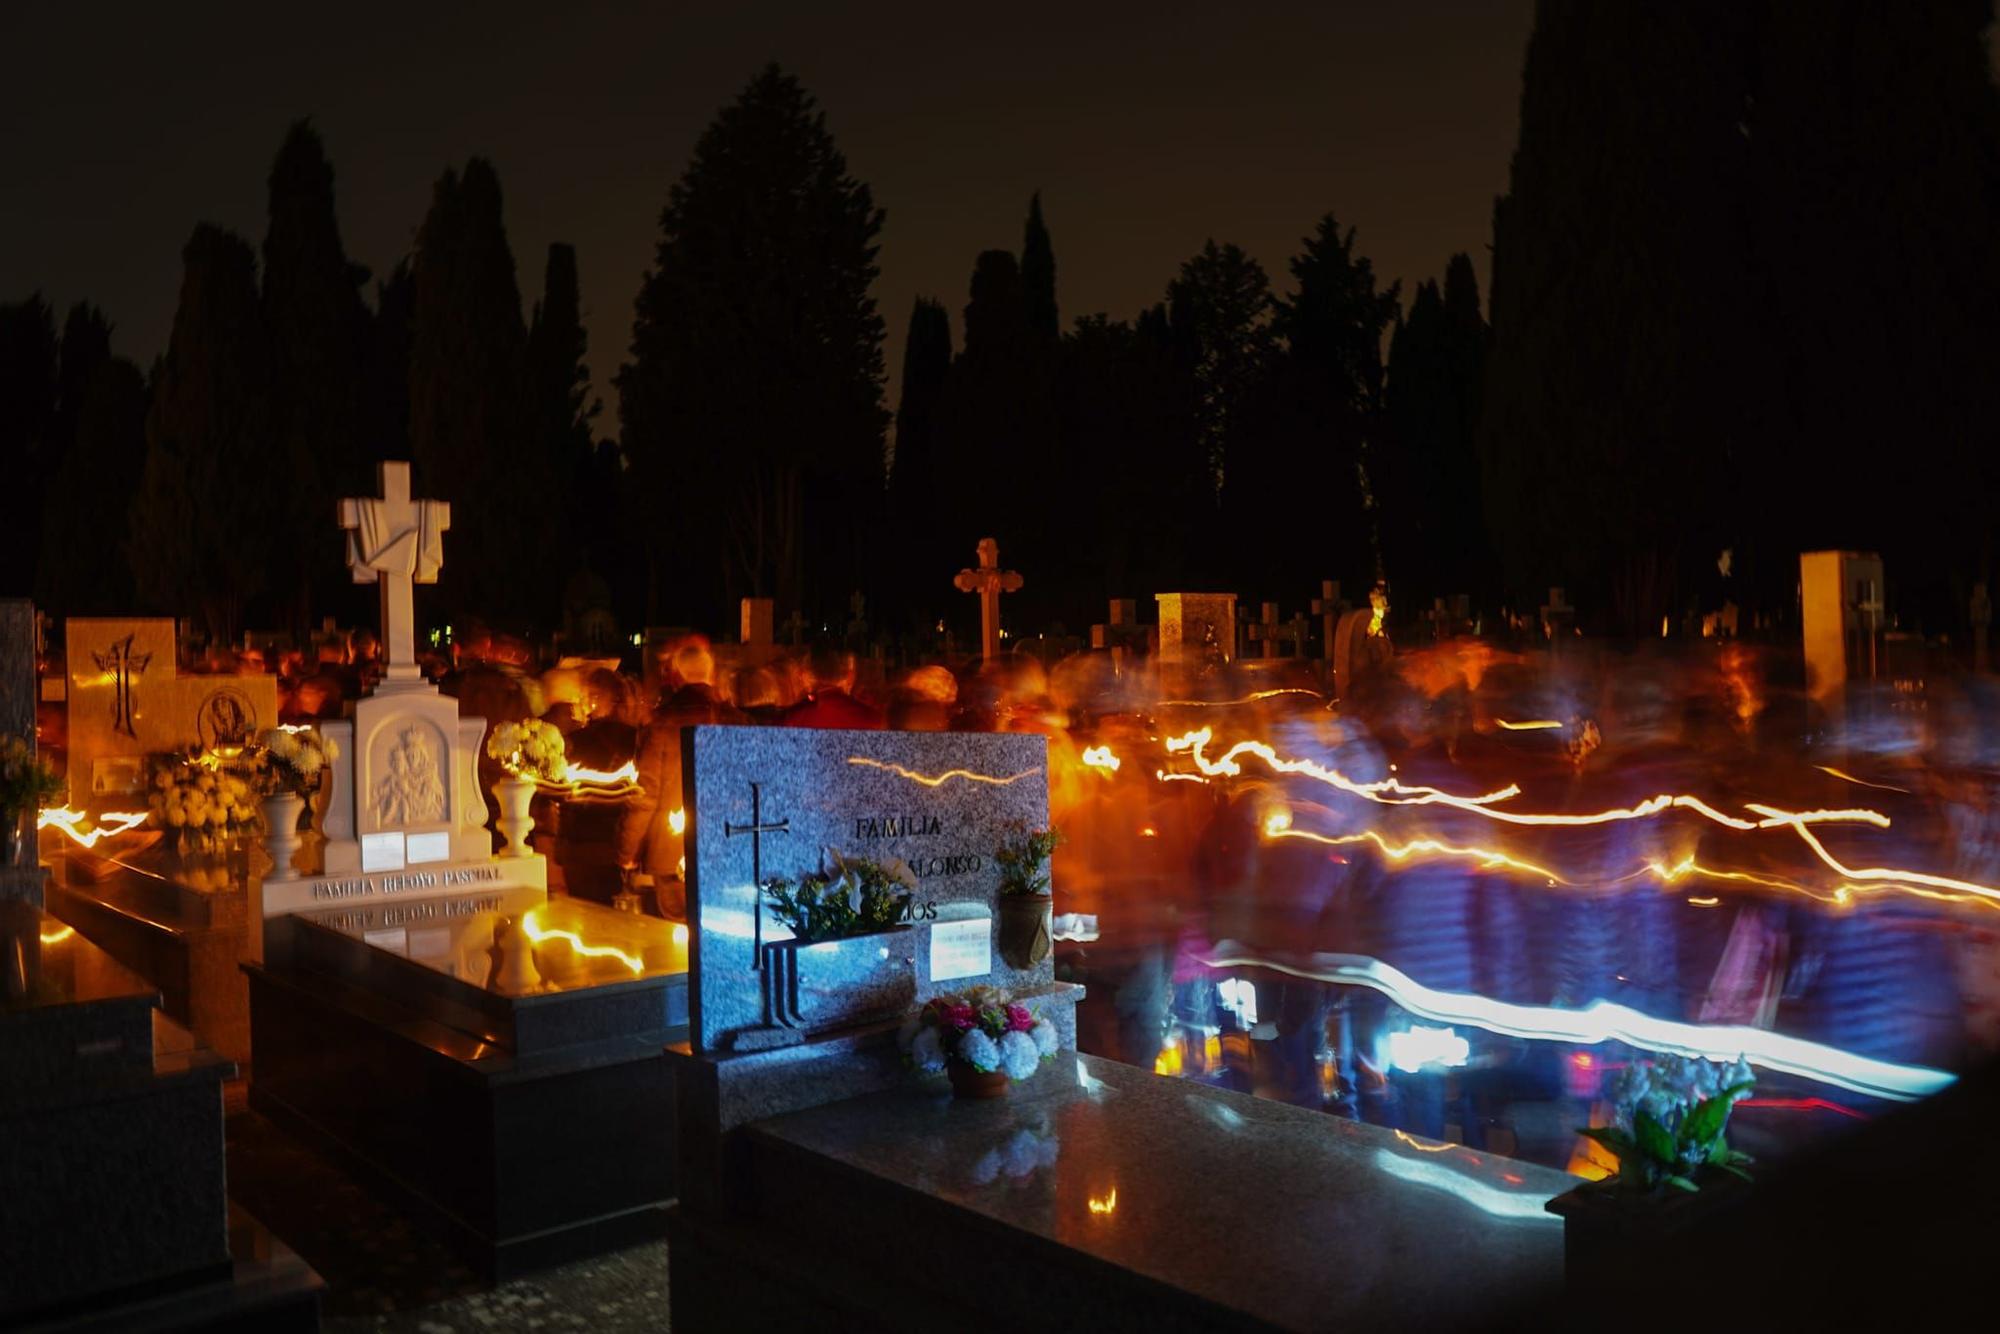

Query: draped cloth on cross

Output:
[339, 461, 451, 691]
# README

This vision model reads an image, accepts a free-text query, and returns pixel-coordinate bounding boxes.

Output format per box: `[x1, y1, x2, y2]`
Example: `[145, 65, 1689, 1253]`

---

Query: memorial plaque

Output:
[684, 726, 1049, 1052]
[64, 618, 275, 799]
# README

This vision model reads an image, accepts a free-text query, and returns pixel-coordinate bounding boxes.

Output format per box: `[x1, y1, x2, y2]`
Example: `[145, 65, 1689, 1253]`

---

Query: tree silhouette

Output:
[886, 296, 953, 628]
[38, 355, 146, 615]
[130, 225, 272, 641]
[527, 242, 599, 573]
[0, 297, 58, 595]
[1022, 192, 1058, 343]
[263, 119, 372, 630]
[1384, 253, 1488, 605]
[409, 157, 540, 625]
[1167, 240, 1273, 502]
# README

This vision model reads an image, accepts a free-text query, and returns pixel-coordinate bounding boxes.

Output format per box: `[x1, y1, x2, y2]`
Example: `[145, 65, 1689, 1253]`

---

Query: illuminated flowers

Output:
[901, 985, 1060, 1085]
[1581, 1054, 1755, 1193]
[255, 726, 337, 798]
[147, 758, 258, 843]
[485, 718, 569, 784]
[0, 735, 62, 819]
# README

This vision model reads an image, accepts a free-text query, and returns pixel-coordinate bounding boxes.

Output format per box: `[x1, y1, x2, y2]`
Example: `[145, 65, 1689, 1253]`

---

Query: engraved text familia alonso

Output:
[850, 813, 982, 879]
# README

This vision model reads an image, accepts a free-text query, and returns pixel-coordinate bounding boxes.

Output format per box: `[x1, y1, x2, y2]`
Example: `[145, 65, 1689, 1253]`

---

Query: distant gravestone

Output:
[65, 617, 277, 801]
[1154, 593, 1236, 664]
[683, 726, 1049, 1052]
[1334, 584, 1393, 700]
[1312, 579, 1344, 661]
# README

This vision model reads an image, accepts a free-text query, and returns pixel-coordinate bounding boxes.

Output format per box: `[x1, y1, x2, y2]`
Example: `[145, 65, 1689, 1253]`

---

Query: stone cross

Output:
[339, 461, 450, 692]
[1257, 602, 1282, 658]
[1540, 587, 1574, 643]
[953, 537, 1023, 660]
[782, 609, 808, 647]
[1287, 610, 1311, 657]
[1311, 580, 1342, 661]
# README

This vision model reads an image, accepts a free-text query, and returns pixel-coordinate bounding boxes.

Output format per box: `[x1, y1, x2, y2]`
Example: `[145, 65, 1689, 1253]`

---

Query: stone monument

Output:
[1801, 550, 1885, 700]
[954, 537, 1023, 660]
[1154, 592, 1237, 664]
[260, 461, 543, 923]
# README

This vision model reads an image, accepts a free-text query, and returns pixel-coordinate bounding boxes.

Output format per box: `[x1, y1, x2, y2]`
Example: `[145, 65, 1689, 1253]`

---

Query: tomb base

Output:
[244, 887, 689, 1280]
[669, 1051, 1571, 1334]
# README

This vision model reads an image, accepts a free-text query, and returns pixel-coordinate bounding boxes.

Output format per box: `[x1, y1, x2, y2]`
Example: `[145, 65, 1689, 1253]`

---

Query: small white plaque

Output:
[405, 831, 451, 865]
[363, 927, 408, 954]
[929, 916, 992, 983]
[361, 831, 406, 873]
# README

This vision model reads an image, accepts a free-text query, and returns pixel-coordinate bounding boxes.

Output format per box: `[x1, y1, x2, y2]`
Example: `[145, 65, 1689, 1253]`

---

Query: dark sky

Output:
[1, 1, 1533, 427]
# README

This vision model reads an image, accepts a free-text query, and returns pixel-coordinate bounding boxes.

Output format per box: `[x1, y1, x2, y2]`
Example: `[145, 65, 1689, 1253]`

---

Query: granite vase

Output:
[260, 791, 305, 882]
[762, 925, 915, 1035]
[998, 894, 1053, 968]
[495, 773, 537, 857]
[948, 1061, 1010, 1100]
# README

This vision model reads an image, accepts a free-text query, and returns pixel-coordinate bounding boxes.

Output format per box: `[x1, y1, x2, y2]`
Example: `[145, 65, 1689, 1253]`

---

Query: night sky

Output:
[1, 1, 1531, 419]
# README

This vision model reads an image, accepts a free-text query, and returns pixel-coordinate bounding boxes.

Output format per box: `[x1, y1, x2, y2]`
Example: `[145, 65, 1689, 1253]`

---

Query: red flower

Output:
[1006, 1004, 1035, 1033]
[944, 1003, 977, 1031]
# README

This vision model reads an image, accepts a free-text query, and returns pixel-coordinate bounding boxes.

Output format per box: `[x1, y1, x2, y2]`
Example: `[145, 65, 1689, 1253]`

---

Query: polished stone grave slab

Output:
[246, 887, 690, 1279]
[671, 1053, 1572, 1333]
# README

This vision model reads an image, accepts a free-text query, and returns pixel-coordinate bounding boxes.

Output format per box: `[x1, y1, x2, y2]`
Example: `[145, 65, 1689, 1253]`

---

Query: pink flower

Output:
[944, 1003, 977, 1031]
[1006, 1004, 1035, 1033]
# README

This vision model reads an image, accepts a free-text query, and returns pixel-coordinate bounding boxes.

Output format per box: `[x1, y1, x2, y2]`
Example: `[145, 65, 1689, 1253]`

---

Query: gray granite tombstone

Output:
[684, 725, 1052, 1052]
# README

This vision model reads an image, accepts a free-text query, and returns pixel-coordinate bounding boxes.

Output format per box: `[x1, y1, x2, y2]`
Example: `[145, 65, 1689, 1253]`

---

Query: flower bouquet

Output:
[994, 822, 1062, 968]
[485, 718, 569, 784]
[759, 852, 918, 1033]
[0, 734, 62, 863]
[901, 985, 1060, 1099]
[148, 758, 258, 852]
[763, 851, 915, 944]
[1579, 1054, 1755, 1194]
[254, 725, 337, 798]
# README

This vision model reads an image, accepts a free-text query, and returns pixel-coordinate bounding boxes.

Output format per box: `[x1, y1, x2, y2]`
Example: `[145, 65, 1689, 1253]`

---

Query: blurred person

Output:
[624, 637, 743, 915]
[732, 665, 787, 724]
[886, 664, 957, 731]
[782, 645, 883, 729]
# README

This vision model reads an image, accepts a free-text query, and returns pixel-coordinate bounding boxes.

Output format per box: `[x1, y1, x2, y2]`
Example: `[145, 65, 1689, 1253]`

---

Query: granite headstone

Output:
[684, 726, 1050, 1052]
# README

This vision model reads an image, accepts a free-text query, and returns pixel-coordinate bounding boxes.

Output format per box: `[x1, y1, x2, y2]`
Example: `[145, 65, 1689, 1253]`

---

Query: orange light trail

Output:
[537, 761, 642, 799]
[1269, 827, 1567, 885]
[846, 757, 1038, 787]
[1757, 809, 2000, 910]
[1156, 688, 1324, 707]
[1088, 1189, 1118, 1215]
[1495, 719, 1563, 731]
[37, 807, 150, 848]
[520, 910, 645, 975]
[1080, 745, 1121, 773]
[1812, 765, 1911, 795]
[1393, 1130, 1459, 1153]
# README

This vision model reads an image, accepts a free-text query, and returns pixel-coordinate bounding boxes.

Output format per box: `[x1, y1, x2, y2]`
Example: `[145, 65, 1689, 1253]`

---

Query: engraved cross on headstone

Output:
[724, 781, 789, 968]
[338, 461, 451, 692]
[91, 632, 152, 739]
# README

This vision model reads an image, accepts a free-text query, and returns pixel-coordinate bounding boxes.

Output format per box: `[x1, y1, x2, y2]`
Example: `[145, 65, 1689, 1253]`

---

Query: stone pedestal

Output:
[246, 886, 690, 1279]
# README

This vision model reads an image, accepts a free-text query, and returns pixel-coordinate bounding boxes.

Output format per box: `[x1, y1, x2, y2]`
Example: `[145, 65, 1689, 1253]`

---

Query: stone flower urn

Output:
[494, 773, 538, 858]
[998, 893, 1053, 969]
[259, 791, 306, 883]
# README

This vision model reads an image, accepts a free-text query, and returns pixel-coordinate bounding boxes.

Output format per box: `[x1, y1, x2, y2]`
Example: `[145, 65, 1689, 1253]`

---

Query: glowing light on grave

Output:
[668, 807, 686, 836]
[520, 909, 645, 975]
[1198, 948, 1956, 1102]
[1153, 1033, 1184, 1076]
[37, 807, 151, 848]
[1156, 688, 1324, 707]
[1372, 1150, 1557, 1221]
[1495, 719, 1563, 731]
[1079, 745, 1121, 774]
[534, 760, 641, 799]
[1387, 1025, 1471, 1073]
[845, 757, 1038, 787]
[38, 924, 76, 946]
[1087, 1189, 1118, 1215]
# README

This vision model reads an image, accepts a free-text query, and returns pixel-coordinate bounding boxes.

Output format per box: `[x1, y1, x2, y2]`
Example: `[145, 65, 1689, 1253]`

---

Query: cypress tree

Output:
[0, 297, 58, 594]
[1167, 240, 1274, 503]
[527, 242, 599, 579]
[1021, 192, 1058, 343]
[409, 157, 537, 624]
[886, 296, 953, 625]
[130, 225, 272, 641]
[39, 356, 146, 614]
[262, 119, 372, 627]
[618, 65, 889, 626]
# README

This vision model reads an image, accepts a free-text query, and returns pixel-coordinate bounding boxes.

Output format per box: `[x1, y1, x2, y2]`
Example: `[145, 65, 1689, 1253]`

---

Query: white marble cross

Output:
[954, 537, 1023, 660]
[339, 461, 450, 691]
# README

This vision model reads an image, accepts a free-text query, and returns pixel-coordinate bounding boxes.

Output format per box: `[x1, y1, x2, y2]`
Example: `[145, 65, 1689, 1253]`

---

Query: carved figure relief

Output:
[371, 724, 446, 826]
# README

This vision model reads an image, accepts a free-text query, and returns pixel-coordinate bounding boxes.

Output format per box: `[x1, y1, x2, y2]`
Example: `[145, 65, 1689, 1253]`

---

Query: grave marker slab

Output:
[684, 726, 1049, 1052]
[1154, 592, 1236, 664]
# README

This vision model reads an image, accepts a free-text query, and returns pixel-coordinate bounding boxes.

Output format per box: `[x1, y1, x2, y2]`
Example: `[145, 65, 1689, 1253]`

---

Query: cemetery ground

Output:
[226, 1086, 671, 1331]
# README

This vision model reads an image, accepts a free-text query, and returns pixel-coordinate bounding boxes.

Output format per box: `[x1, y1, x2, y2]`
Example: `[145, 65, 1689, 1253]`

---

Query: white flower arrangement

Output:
[256, 725, 338, 798]
[898, 986, 1062, 1085]
[148, 760, 258, 841]
[486, 718, 569, 784]
[957, 1029, 1001, 1074]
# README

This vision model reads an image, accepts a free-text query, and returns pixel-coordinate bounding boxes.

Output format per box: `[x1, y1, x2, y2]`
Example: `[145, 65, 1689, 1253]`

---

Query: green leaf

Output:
[1716, 1163, 1753, 1183]
[1681, 1092, 1733, 1148]
[1634, 1110, 1676, 1166]
[1578, 1126, 1636, 1158]
[1664, 1175, 1700, 1192]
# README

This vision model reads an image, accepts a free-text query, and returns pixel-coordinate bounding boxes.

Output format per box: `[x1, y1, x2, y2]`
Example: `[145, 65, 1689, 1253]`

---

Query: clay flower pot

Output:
[949, 1061, 1011, 1101]
[998, 894, 1053, 969]
[494, 773, 538, 858]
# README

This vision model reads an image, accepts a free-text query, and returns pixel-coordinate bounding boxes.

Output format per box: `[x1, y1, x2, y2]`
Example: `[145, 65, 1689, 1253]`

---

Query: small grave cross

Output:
[724, 781, 789, 968]
[953, 537, 1023, 660]
[1257, 602, 1282, 658]
[782, 608, 809, 646]
[1311, 580, 1342, 661]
